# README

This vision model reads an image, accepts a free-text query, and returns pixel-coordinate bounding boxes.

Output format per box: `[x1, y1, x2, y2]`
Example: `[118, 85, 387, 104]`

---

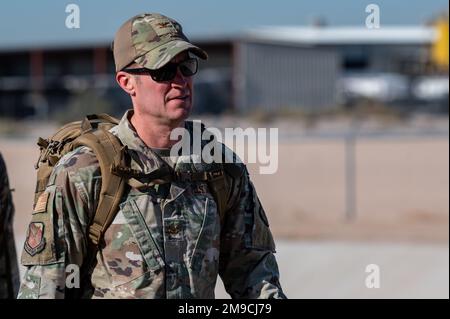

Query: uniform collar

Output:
[113, 109, 166, 175]
[112, 110, 208, 176]
[113, 110, 189, 200]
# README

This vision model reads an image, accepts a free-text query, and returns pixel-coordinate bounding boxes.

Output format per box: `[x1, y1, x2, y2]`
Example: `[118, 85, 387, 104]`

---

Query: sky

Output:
[0, 0, 448, 49]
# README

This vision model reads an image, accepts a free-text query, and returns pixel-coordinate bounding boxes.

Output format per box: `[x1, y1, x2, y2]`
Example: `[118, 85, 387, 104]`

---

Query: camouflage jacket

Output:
[0, 152, 20, 299]
[18, 111, 286, 299]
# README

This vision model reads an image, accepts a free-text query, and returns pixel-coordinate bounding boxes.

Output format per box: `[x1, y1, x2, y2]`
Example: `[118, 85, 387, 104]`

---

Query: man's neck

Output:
[130, 112, 184, 149]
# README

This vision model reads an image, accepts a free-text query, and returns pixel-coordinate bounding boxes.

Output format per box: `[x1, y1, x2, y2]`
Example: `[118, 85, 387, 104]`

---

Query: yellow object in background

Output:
[431, 17, 449, 70]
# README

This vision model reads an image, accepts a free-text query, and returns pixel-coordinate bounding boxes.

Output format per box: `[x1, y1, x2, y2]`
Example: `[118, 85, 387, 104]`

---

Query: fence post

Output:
[345, 119, 357, 221]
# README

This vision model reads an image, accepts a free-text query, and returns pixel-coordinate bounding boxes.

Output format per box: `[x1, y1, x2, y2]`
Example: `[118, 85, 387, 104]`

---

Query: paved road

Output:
[15, 237, 447, 299]
[214, 240, 449, 299]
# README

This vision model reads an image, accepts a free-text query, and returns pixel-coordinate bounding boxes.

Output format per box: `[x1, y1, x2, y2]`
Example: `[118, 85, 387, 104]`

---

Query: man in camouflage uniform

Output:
[0, 152, 20, 298]
[18, 13, 286, 299]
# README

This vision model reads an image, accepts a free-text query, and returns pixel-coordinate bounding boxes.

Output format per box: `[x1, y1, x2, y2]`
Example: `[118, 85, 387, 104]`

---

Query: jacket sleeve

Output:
[17, 148, 100, 299]
[218, 165, 286, 299]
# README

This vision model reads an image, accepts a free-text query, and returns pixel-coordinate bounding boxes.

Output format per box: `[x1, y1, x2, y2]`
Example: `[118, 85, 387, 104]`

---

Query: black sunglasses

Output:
[123, 58, 198, 82]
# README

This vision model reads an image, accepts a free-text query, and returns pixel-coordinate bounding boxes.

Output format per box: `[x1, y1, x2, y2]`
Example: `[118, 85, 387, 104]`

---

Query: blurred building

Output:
[237, 24, 448, 113]
[0, 20, 448, 119]
[0, 40, 233, 119]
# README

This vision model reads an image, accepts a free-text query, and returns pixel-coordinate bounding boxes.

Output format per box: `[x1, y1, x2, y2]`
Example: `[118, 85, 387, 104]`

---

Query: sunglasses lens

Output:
[152, 64, 177, 82]
[179, 59, 198, 77]
[150, 58, 198, 82]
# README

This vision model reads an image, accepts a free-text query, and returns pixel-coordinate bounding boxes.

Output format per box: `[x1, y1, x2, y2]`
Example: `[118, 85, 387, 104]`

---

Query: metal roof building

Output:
[0, 25, 445, 118]
[233, 26, 439, 113]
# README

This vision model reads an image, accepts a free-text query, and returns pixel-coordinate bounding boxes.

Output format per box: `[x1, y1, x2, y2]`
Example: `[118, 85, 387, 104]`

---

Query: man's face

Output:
[131, 52, 193, 124]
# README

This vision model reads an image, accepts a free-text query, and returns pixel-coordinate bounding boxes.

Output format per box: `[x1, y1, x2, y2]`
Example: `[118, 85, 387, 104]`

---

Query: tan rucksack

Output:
[33, 114, 235, 248]
[34, 114, 127, 246]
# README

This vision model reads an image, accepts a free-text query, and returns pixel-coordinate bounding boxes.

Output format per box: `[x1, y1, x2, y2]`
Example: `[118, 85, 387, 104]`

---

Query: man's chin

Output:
[169, 106, 191, 122]
[165, 99, 191, 120]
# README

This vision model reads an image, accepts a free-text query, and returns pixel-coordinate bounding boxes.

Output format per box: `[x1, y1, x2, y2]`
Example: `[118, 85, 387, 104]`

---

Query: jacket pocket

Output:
[119, 199, 165, 273]
[99, 218, 148, 287]
[187, 197, 220, 297]
[95, 199, 165, 293]
[188, 197, 220, 274]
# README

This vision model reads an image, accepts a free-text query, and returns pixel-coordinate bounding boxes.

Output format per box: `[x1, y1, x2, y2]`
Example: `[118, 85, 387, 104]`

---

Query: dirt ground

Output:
[247, 139, 449, 244]
[1, 128, 448, 246]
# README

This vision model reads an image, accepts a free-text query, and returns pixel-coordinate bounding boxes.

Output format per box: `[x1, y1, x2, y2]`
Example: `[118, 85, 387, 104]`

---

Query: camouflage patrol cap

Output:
[112, 13, 208, 72]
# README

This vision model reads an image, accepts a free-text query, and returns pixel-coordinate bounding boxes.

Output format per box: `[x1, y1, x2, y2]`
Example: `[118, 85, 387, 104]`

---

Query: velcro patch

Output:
[24, 222, 46, 256]
[33, 192, 49, 214]
[152, 19, 178, 36]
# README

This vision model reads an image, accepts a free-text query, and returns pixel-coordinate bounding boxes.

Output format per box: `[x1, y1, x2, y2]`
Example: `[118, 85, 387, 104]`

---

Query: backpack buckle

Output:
[206, 169, 224, 181]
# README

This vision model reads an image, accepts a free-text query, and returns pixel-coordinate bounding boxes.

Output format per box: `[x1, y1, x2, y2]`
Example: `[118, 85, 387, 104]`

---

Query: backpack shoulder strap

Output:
[213, 163, 246, 223]
[181, 120, 248, 226]
[175, 163, 245, 226]
[205, 168, 228, 226]
[72, 127, 127, 246]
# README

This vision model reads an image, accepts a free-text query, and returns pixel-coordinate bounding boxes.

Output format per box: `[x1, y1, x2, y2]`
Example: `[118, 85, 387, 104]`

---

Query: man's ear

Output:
[116, 71, 136, 96]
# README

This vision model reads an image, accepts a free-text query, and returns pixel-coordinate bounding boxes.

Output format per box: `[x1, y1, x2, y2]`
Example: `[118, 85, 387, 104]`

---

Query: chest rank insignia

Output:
[193, 184, 208, 194]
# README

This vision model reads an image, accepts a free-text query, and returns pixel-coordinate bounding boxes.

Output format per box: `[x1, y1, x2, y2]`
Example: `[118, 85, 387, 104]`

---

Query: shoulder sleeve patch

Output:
[21, 191, 61, 266]
[24, 222, 46, 256]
